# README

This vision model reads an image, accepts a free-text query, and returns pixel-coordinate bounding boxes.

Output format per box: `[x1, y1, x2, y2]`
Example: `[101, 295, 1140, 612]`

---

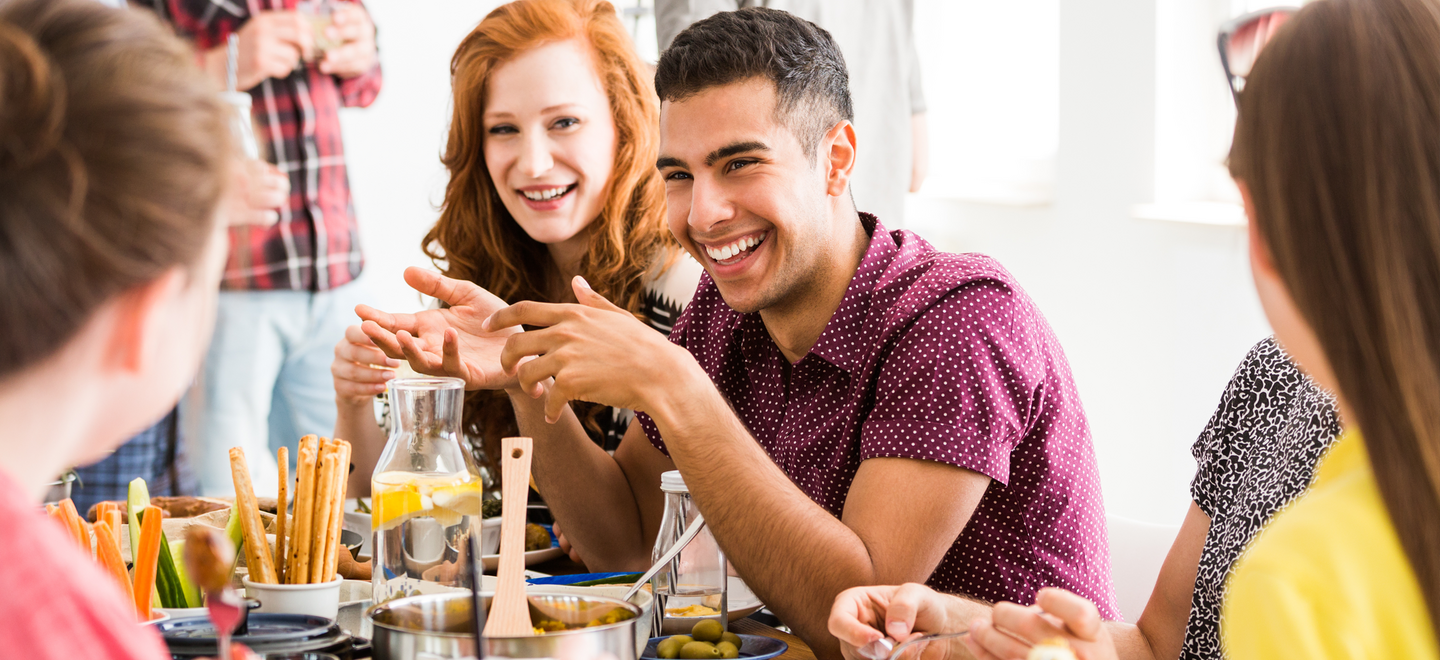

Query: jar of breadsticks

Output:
[370, 377, 483, 604]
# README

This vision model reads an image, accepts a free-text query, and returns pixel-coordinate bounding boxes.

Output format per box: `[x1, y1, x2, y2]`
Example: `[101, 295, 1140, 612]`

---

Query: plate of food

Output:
[642, 631, 787, 660]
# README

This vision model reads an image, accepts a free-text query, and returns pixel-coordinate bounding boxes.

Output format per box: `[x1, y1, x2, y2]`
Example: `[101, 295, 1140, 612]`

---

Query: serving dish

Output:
[531, 574, 763, 622]
[640, 634, 787, 660]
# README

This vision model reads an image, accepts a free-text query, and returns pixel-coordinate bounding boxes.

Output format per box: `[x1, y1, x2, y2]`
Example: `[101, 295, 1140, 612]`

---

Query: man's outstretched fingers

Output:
[572, 276, 626, 312]
[1034, 588, 1103, 641]
[485, 300, 569, 333]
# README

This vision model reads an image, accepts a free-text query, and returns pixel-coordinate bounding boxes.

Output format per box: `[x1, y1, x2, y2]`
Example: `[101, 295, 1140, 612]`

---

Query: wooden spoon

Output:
[483, 436, 534, 637]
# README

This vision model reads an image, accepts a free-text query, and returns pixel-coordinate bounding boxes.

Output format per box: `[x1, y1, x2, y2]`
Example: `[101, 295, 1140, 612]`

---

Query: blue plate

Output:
[527, 571, 636, 586]
[641, 634, 788, 660]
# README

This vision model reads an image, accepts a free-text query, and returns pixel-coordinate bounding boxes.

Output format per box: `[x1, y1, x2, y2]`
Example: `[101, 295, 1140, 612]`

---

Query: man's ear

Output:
[823, 119, 858, 198]
[105, 268, 186, 374]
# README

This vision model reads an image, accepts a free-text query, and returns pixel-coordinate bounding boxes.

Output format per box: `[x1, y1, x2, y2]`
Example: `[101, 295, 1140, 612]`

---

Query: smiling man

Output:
[357, 7, 1114, 657]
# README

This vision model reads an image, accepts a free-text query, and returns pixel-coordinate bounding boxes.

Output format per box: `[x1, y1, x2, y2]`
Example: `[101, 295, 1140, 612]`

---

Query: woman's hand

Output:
[828, 583, 958, 660]
[357, 267, 522, 391]
[332, 324, 399, 405]
[963, 588, 1118, 660]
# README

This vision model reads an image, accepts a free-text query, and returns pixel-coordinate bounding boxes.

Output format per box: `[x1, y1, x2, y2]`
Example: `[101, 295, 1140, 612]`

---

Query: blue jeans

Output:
[188, 275, 367, 496]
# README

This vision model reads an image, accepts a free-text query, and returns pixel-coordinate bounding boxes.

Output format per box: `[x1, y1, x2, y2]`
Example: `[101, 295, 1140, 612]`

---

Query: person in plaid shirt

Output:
[138, 0, 382, 496]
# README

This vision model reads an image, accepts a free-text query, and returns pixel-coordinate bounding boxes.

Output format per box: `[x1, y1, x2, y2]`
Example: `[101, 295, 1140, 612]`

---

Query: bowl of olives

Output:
[642, 619, 788, 660]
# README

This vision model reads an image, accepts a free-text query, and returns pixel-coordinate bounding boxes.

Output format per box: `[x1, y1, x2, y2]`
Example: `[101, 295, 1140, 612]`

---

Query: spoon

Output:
[483, 437, 535, 637]
[621, 514, 707, 603]
[858, 630, 970, 660]
[185, 526, 243, 660]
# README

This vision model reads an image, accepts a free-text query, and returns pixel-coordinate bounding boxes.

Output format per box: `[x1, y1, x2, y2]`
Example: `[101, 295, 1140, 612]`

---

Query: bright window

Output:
[913, 0, 1060, 205]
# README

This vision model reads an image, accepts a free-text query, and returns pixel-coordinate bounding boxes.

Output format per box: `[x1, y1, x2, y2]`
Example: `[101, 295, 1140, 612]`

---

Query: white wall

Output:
[340, 0, 1272, 526]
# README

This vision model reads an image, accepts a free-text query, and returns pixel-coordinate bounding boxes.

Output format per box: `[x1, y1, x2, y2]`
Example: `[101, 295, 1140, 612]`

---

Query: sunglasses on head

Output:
[1218, 6, 1299, 104]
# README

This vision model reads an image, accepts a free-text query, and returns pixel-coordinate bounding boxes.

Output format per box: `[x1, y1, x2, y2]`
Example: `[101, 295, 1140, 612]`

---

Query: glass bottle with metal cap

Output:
[652, 470, 728, 634]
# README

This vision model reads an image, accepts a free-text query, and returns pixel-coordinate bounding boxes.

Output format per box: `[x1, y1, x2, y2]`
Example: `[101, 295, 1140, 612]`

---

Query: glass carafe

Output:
[652, 470, 727, 635]
[371, 377, 482, 604]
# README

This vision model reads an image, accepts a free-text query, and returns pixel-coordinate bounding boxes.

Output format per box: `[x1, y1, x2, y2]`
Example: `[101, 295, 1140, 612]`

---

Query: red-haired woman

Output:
[333, 0, 699, 495]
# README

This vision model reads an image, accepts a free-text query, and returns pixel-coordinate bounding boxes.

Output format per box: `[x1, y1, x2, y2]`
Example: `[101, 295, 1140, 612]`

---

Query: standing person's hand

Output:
[332, 324, 400, 405]
[356, 267, 521, 391]
[963, 588, 1118, 660]
[829, 584, 959, 660]
[318, 3, 377, 78]
[205, 12, 313, 91]
[225, 159, 289, 226]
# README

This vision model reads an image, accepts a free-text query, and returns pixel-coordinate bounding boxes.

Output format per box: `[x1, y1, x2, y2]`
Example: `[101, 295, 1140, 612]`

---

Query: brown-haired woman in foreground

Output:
[334, 0, 698, 495]
[0, 0, 234, 655]
[835, 0, 1440, 658]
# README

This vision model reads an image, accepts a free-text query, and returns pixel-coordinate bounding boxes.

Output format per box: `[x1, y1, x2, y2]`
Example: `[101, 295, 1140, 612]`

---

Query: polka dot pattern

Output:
[636, 215, 1118, 618]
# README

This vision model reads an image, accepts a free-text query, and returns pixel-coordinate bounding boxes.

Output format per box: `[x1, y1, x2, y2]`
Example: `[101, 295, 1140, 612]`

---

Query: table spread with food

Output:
[50, 377, 1072, 660]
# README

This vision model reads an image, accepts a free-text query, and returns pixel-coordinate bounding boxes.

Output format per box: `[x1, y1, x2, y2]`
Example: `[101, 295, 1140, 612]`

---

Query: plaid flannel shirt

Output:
[71, 409, 196, 513]
[144, 0, 382, 291]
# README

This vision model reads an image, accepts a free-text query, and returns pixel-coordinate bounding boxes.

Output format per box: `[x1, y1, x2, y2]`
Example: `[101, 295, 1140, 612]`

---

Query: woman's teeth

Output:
[522, 185, 572, 201]
[705, 234, 763, 262]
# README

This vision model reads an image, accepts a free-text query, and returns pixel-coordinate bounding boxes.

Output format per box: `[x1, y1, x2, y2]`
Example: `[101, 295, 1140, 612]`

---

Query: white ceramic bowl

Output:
[244, 575, 343, 620]
[480, 516, 502, 555]
[155, 606, 208, 620]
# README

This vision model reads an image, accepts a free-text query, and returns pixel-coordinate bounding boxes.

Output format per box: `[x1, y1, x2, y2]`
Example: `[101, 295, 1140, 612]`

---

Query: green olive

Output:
[657, 637, 686, 659]
[720, 632, 742, 649]
[679, 642, 722, 659]
[670, 635, 695, 646]
[691, 619, 725, 642]
[715, 641, 740, 659]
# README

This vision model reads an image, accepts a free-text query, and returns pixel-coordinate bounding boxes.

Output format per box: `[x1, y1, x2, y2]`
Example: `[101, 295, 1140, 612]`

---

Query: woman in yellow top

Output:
[1218, 0, 1440, 655]
[830, 0, 1440, 658]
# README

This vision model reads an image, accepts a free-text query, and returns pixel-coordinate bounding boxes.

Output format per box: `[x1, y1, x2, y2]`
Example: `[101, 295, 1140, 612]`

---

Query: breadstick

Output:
[308, 447, 340, 583]
[287, 436, 320, 583]
[275, 445, 289, 585]
[228, 448, 277, 584]
[322, 440, 351, 582]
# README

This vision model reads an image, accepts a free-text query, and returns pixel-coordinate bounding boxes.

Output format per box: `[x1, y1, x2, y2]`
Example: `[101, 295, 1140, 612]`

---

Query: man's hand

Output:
[332, 324, 399, 405]
[356, 267, 521, 391]
[318, 3, 377, 78]
[225, 159, 288, 227]
[205, 12, 313, 91]
[963, 588, 1118, 660]
[829, 584, 960, 660]
[487, 276, 695, 423]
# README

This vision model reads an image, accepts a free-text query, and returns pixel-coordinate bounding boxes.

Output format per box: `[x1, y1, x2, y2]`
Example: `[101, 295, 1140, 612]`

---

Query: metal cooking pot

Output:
[369, 592, 641, 660]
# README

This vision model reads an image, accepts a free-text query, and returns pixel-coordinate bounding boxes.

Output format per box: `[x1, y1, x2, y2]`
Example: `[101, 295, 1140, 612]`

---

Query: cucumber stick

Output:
[170, 540, 201, 608]
[224, 503, 244, 578]
[126, 478, 149, 564]
[130, 479, 198, 608]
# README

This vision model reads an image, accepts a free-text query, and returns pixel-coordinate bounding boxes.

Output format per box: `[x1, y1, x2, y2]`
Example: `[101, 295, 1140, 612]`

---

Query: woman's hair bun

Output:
[0, 21, 64, 174]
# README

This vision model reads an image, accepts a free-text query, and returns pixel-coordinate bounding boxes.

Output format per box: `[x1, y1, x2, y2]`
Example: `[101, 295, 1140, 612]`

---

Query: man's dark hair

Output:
[655, 7, 853, 159]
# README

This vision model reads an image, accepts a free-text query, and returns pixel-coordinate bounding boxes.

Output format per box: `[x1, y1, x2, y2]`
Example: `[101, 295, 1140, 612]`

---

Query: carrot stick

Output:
[132, 505, 163, 621]
[93, 520, 135, 614]
[276, 445, 290, 585]
[288, 436, 320, 583]
[58, 499, 88, 551]
[103, 507, 123, 558]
